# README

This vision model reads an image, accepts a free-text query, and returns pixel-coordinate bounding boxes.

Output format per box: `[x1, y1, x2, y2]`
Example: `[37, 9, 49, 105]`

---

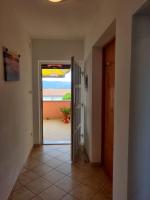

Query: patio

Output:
[43, 119, 71, 144]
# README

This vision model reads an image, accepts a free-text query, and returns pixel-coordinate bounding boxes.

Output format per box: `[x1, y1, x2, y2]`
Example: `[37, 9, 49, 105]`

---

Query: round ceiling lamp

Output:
[49, 0, 63, 2]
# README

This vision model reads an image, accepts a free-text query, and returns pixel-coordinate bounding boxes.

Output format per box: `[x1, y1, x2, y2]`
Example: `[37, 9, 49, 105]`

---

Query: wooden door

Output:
[102, 39, 115, 180]
[71, 57, 82, 162]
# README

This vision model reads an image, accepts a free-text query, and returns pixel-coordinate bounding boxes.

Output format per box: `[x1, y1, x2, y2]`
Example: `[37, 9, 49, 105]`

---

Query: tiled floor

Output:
[9, 145, 112, 200]
[43, 120, 71, 144]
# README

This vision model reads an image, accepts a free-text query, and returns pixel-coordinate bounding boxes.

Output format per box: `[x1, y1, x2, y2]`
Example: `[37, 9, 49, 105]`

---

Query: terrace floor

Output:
[43, 119, 71, 144]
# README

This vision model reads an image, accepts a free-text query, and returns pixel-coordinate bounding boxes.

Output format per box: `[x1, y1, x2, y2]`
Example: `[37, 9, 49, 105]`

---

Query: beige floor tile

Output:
[42, 169, 66, 184]
[90, 169, 110, 182]
[31, 150, 49, 156]
[70, 184, 96, 200]
[11, 145, 112, 200]
[34, 154, 52, 163]
[46, 151, 63, 158]
[57, 148, 70, 153]
[10, 187, 35, 200]
[68, 170, 91, 183]
[62, 194, 77, 200]
[92, 191, 112, 200]
[55, 176, 81, 193]
[46, 145, 64, 150]
[18, 171, 39, 185]
[26, 177, 51, 194]
[81, 175, 107, 191]
[30, 152, 44, 159]
[45, 158, 64, 168]
[56, 163, 72, 175]
[39, 185, 66, 200]
[32, 164, 53, 176]
[55, 153, 71, 162]
[98, 184, 112, 199]
[32, 196, 43, 200]
[24, 159, 43, 170]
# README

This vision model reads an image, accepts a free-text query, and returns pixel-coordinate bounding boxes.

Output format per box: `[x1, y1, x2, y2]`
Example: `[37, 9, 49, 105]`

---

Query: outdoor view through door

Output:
[42, 64, 71, 145]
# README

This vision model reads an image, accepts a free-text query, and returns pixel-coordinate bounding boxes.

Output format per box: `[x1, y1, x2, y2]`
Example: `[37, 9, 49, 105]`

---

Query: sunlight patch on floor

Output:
[43, 119, 71, 144]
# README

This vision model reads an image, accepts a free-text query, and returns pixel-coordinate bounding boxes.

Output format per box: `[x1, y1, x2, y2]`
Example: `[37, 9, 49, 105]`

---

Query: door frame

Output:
[38, 60, 71, 145]
[91, 21, 116, 164]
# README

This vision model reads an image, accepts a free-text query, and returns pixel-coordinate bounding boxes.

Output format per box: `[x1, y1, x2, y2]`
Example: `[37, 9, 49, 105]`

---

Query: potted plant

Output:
[60, 107, 71, 123]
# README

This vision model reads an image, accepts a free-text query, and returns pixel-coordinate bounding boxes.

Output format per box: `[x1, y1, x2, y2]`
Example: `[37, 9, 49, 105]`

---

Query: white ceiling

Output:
[14, 0, 101, 39]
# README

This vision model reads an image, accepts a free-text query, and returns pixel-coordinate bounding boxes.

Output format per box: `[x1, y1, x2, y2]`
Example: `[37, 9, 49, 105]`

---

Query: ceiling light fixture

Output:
[49, 0, 63, 3]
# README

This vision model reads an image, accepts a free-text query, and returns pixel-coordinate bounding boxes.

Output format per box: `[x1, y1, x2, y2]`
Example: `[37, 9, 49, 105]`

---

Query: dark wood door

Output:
[102, 39, 115, 180]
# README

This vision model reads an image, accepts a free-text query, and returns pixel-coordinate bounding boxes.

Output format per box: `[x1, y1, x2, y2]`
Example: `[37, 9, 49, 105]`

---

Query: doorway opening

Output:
[39, 57, 84, 162]
[41, 63, 71, 145]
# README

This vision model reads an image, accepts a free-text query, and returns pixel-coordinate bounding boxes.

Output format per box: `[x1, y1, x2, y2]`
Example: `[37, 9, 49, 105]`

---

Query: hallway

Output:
[9, 145, 112, 200]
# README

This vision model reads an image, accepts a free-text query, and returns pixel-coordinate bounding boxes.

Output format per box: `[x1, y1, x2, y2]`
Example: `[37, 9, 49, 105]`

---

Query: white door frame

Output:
[37, 60, 71, 144]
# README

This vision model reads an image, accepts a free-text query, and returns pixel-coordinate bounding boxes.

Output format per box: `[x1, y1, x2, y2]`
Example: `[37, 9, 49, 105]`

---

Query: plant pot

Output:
[63, 115, 70, 123]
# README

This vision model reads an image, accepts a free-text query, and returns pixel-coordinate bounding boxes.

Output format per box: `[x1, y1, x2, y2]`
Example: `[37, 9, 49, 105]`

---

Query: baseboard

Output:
[34, 144, 42, 148]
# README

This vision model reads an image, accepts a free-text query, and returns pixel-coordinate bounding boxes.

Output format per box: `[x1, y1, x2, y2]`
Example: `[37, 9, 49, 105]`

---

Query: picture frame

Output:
[3, 47, 20, 81]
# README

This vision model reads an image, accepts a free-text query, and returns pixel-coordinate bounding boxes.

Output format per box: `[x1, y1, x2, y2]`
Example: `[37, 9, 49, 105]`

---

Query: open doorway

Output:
[41, 63, 71, 145]
[39, 58, 83, 162]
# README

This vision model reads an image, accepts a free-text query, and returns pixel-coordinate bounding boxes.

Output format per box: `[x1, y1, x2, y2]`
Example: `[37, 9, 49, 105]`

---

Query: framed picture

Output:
[3, 47, 20, 81]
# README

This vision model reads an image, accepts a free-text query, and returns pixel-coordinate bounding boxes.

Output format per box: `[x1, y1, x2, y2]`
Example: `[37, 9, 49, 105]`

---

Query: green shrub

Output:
[63, 93, 71, 100]
[60, 107, 71, 115]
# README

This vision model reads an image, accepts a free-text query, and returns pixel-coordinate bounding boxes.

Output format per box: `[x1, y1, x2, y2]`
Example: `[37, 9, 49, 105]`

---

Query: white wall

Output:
[0, 1, 33, 200]
[128, 14, 150, 200]
[83, 0, 147, 199]
[32, 39, 84, 144]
